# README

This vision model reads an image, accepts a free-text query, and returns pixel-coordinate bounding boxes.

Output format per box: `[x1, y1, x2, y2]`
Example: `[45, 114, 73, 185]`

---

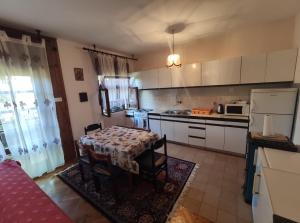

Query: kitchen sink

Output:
[163, 109, 191, 116]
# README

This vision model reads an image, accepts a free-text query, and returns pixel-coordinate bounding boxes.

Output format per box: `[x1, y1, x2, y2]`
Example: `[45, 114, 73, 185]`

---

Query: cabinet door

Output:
[149, 119, 161, 137]
[157, 68, 172, 88]
[202, 59, 220, 86]
[137, 69, 158, 89]
[205, 125, 224, 150]
[171, 67, 184, 87]
[241, 54, 267, 84]
[224, 127, 247, 155]
[160, 120, 174, 141]
[265, 49, 297, 82]
[219, 57, 241, 85]
[181, 63, 202, 87]
[173, 122, 189, 144]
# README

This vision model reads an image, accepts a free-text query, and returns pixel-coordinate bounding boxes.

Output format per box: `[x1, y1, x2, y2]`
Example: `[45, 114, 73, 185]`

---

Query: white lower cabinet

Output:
[160, 120, 174, 141]
[148, 118, 161, 137]
[205, 125, 225, 150]
[173, 122, 189, 144]
[224, 127, 248, 155]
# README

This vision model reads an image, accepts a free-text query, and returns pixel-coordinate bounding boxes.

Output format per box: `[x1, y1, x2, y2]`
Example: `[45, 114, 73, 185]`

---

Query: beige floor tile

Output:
[182, 196, 202, 214]
[217, 210, 237, 223]
[203, 191, 220, 207]
[199, 202, 218, 222]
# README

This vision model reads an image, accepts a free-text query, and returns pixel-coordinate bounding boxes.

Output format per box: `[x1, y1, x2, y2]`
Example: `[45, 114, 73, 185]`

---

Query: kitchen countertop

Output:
[148, 110, 249, 122]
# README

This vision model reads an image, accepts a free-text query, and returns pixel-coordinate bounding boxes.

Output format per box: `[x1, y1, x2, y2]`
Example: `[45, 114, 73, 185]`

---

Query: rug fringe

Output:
[167, 163, 200, 222]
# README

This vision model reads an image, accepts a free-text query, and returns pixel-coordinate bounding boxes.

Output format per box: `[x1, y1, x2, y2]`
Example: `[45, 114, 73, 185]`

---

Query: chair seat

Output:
[136, 150, 167, 172]
[79, 155, 89, 164]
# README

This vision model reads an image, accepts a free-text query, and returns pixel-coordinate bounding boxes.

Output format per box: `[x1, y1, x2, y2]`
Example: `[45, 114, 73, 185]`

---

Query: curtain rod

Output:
[82, 46, 137, 61]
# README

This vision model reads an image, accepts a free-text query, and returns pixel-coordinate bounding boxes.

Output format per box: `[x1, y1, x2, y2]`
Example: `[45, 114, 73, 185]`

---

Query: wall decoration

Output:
[79, 92, 88, 102]
[74, 68, 84, 81]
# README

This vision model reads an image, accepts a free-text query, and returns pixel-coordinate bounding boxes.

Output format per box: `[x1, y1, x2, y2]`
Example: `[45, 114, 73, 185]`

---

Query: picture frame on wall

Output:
[74, 68, 84, 81]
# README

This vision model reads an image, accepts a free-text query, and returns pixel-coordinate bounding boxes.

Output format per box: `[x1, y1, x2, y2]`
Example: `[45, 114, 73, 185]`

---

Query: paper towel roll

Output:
[263, 115, 274, 136]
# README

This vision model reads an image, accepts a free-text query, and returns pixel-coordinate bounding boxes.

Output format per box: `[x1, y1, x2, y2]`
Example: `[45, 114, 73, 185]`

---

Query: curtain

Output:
[0, 140, 6, 162]
[0, 31, 64, 178]
[116, 57, 128, 76]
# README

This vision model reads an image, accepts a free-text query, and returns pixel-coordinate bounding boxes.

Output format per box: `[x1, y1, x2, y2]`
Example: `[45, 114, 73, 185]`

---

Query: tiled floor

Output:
[35, 143, 252, 223]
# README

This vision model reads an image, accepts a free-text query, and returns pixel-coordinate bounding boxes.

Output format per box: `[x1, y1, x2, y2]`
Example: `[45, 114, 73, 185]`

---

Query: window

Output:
[99, 76, 139, 117]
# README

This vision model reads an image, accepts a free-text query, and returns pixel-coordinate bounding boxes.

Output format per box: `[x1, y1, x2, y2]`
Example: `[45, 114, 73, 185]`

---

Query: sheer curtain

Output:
[0, 140, 6, 162]
[0, 31, 64, 178]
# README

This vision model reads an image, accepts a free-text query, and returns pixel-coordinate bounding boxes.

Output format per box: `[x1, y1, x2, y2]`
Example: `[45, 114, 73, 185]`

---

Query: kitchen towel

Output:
[263, 114, 274, 136]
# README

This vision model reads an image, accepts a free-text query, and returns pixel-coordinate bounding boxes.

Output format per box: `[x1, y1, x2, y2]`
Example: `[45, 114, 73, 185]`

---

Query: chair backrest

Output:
[74, 140, 94, 159]
[152, 134, 167, 152]
[87, 148, 112, 168]
[84, 123, 102, 135]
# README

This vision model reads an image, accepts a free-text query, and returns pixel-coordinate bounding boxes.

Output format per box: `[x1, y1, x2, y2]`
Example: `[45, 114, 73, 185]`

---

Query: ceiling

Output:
[0, 0, 300, 55]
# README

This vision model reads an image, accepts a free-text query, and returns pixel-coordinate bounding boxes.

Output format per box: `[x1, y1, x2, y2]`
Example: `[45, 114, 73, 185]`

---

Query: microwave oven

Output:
[224, 104, 250, 116]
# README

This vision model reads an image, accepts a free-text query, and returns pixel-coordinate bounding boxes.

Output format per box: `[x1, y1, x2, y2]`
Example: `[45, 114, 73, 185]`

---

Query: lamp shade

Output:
[167, 53, 181, 67]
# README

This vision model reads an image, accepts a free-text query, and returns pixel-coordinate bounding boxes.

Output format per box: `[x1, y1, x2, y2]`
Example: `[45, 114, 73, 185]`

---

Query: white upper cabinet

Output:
[157, 67, 172, 88]
[171, 67, 184, 87]
[181, 63, 202, 87]
[133, 69, 158, 89]
[241, 54, 267, 84]
[219, 57, 241, 85]
[265, 49, 298, 82]
[202, 57, 241, 86]
[202, 59, 220, 86]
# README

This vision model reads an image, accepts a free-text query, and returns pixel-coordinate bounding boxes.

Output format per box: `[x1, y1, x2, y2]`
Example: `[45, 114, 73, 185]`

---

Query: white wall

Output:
[293, 13, 300, 145]
[57, 39, 102, 140]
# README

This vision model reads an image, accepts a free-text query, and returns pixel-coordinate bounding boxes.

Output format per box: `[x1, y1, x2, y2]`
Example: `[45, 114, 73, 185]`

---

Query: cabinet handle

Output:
[253, 174, 261, 195]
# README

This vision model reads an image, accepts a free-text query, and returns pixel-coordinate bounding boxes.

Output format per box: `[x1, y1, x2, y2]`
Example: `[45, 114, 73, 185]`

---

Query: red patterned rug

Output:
[58, 157, 196, 223]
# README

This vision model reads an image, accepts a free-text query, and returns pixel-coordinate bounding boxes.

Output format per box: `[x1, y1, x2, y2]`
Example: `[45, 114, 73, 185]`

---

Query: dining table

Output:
[80, 125, 160, 174]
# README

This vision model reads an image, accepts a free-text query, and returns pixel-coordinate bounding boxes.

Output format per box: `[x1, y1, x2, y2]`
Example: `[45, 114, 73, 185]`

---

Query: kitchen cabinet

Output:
[205, 123, 225, 150]
[148, 116, 161, 137]
[160, 120, 174, 141]
[171, 67, 184, 87]
[202, 59, 220, 86]
[157, 68, 172, 88]
[173, 122, 189, 144]
[265, 48, 297, 82]
[202, 57, 241, 86]
[131, 69, 158, 89]
[224, 127, 247, 154]
[241, 54, 267, 84]
[172, 63, 202, 87]
[188, 122, 206, 147]
[219, 57, 241, 85]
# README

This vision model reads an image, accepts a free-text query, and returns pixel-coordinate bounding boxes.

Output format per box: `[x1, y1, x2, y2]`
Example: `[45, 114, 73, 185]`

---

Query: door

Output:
[202, 59, 220, 86]
[252, 170, 273, 223]
[160, 120, 174, 141]
[157, 68, 172, 88]
[148, 119, 161, 137]
[250, 90, 297, 114]
[265, 48, 297, 82]
[241, 54, 267, 84]
[173, 122, 188, 144]
[219, 57, 241, 85]
[224, 127, 247, 155]
[249, 114, 294, 137]
[205, 125, 225, 150]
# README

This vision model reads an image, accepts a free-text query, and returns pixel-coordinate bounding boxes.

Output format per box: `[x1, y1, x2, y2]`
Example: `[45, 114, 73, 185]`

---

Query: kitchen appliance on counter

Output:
[192, 108, 212, 115]
[225, 103, 249, 116]
[249, 88, 298, 138]
[217, 104, 224, 114]
[133, 109, 153, 129]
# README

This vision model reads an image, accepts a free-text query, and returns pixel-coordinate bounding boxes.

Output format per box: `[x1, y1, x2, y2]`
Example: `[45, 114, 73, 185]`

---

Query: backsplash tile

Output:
[140, 83, 291, 111]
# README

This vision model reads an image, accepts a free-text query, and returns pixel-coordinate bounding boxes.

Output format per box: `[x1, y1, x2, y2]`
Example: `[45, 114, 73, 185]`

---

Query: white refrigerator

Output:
[249, 88, 298, 138]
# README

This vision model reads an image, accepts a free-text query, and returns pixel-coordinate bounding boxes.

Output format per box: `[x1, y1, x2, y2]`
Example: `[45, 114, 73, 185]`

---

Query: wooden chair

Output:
[87, 148, 122, 200]
[74, 140, 91, 182]
[135, 134, 168, 190]
[84, 123, 102, 135]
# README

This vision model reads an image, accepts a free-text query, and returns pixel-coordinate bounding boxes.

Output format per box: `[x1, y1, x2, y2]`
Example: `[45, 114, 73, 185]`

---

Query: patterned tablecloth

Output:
[0, 160, 73, 223]
[80, 126, 160, 174]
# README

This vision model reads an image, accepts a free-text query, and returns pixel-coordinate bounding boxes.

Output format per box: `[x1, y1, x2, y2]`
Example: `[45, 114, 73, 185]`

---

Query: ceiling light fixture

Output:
[167, 29, 181, 68]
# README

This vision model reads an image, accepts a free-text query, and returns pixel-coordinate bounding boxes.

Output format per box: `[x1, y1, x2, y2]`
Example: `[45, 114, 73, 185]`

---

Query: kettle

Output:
[217, 104, 224, 114]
